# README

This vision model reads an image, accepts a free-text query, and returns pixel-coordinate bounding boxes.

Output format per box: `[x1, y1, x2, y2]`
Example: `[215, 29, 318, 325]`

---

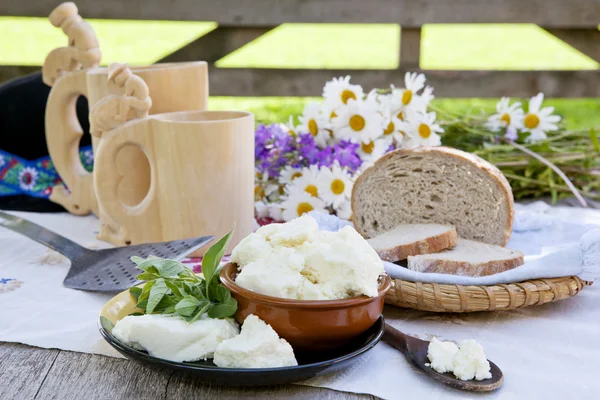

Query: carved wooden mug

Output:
[92, 69, 254, 255]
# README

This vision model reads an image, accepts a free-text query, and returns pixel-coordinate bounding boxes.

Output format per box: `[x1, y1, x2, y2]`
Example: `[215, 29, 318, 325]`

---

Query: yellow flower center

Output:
[278, 185, 285, 195]
[397, 111, 404, 121]
[402, 90, 413, 105]
[288, 129, 296, 137]
[330, 111, 337, 119]
[383, 121, 395, 135]
[330, 179, 345, 195]
[305, 184, 318, 197]
[418, 123, 431, 139]
[254, 185, 264, 199]
[308, 119, 318, 136]
[524, 114, 540, 129]
[500, 113, 511, 125]
[297, 202, 314, 216]
[291, 172, 302, 180]
[349, 115, 366, 131]
[341, 90, 356, 104]
[361, 141, 375, 154]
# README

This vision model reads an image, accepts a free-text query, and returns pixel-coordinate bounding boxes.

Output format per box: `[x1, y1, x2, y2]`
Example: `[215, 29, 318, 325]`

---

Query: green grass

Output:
[1, 18, 599, 127]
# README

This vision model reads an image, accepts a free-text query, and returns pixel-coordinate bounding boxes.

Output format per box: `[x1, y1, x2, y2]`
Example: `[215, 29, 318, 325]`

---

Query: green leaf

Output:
[202, 229, 234, 295]
[129, 312, 144, 317]
[136, 272, 161, 281]
[209, 282, 231, 303]
[136, 280, 155, 310]
[153, 295, 180, 313]
[207, 297, 237, 319]
[146, 279, 170, 314]
[129, 286, 143, 301]
[174, 296, 200, 317]
[164, 280, 186, 297]
[133, 257, 188, 278]
[188, 302, 211, 323]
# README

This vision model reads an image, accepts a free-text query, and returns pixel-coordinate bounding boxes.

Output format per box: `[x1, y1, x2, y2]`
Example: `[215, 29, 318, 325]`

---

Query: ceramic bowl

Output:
[220, 263, 392, 350]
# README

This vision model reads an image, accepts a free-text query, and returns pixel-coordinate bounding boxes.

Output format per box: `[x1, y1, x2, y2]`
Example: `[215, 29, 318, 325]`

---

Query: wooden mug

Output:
[45, 62, 209, 216]
[93, 110, 255, 255]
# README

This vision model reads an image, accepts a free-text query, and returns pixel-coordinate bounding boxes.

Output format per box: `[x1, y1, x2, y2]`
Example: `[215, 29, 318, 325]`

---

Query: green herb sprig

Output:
[128, 230, 237, 322]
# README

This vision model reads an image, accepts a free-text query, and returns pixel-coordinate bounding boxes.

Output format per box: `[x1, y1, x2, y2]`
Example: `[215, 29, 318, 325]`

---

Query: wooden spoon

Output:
[383, 323, 504, 392]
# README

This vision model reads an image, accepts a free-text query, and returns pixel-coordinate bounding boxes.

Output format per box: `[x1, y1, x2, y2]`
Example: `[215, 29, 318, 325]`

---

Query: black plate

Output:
[99, 316, 384, 387]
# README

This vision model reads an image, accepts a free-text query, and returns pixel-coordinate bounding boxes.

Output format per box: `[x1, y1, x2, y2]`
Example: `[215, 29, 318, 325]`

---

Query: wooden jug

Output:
[92, 66, 254, 255]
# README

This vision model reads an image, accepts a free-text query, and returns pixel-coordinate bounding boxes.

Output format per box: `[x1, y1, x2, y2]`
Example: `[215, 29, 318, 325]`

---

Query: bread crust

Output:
[373, 227, 458, 262]
[351, 146, 515, 246]
[408, 252, 525, 277]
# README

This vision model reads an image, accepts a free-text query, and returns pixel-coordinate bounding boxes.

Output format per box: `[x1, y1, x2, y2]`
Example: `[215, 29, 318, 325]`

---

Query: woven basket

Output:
[385, 276, 591, 313]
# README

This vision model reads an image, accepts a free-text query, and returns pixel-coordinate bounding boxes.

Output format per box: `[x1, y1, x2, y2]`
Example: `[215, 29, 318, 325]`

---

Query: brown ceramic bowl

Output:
[220, 263, 392, 350]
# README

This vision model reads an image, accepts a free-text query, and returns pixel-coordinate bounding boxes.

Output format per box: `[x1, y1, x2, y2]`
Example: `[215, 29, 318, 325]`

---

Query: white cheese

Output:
[213, 314, 298, 368]
[452, 340, 492, 381]
[426, 337, 458, 373]
[112, 314, 239, 362]
[426, 338, 492, 381]
[232, 215, 385, 300]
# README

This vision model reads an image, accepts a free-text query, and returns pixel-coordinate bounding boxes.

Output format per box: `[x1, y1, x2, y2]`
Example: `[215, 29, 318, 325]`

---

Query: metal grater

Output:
[0, 210, 213, 292]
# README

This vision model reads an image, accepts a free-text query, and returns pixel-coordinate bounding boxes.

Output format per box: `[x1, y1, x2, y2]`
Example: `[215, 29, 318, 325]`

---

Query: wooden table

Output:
[0, 342, 376, 400]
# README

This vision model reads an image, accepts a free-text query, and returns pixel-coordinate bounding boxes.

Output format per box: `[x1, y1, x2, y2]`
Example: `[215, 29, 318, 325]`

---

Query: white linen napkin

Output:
[310, 202, 600, 285]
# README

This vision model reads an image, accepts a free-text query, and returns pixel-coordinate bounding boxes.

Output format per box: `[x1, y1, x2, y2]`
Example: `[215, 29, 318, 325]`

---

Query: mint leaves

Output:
[128, 230, 237, 322]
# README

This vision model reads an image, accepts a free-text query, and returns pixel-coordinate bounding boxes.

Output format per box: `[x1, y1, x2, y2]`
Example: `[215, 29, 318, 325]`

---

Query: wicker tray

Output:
[385, 276, 592, 313]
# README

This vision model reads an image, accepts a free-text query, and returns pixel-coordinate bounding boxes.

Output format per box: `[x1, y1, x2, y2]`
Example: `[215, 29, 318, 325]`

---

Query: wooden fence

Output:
[2, 0, 600, 97]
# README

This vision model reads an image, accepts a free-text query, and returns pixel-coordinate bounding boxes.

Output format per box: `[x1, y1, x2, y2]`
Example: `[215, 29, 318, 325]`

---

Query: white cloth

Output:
[1, 206, 600, 399]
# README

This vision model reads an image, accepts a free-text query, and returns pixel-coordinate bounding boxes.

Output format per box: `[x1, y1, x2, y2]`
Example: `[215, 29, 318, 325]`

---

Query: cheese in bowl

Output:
[230, 215, 385, 300]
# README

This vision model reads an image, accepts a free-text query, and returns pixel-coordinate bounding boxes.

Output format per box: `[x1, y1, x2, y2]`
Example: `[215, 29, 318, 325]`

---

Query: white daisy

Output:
[281, 191, 325, 222]
[297, 102, 330, 147]
[254, 172, 278, 202]
[282, 115, 298, 137]
[522, 93, 561, 143]
[390, 72, 427, 108]
[322, 76, 365, 111]
[334, 199, 353, 220]
[356, 138, 390, 164]
[255, 201, 269, 219]
[267, 203, 284, 221]
[486, 97, 524, 132]
[19, 167, 39, 191]
[403, 110, 443, 147]
[279, 166, 304, 185]
[287, 166, 322, 198]
[382, 111, 407, 146]
[317, 164, 353, 207]
[332, 98, 385, 144]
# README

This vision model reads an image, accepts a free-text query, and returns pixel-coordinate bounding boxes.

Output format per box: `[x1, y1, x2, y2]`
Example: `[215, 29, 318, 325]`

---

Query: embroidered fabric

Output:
[0, 146, 93, 198]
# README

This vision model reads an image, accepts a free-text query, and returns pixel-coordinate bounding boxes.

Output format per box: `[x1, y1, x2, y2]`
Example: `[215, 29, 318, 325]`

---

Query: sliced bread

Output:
[408, 239, 524, 277]
[367, 223, 457, 262]
[351, 147, 514, 246]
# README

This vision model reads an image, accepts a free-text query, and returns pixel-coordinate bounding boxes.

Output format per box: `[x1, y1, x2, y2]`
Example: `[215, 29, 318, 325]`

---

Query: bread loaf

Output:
[351, 147, 514, 246]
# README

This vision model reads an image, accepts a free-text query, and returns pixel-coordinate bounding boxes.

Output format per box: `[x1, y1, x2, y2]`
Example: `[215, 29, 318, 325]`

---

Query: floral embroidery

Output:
[0, 146, 93, 198]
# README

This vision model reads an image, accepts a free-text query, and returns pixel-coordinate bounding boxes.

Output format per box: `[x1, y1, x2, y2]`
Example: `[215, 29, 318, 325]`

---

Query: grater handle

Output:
[0, 211, 89, 259]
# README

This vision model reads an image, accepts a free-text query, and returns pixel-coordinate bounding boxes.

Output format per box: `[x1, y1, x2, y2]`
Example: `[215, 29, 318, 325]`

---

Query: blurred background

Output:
[2, 0, 600, 128]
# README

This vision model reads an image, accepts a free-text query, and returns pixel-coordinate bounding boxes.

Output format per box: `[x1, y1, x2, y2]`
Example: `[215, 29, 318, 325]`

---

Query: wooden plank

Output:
[3, 67, 600, 97]
[543, 28, 600, 63]
[0, 342, 59, 400]
[206, 68, 600, 97]
[3, 0, 599, 28]
[159, 26, 276, 64]
[167, 371, 375, 399]
[34, 350, 172, 399]
[399, 28, 421, 67]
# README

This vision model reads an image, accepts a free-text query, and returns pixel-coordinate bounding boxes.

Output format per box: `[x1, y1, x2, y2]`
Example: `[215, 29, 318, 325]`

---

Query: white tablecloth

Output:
[1, 207, 599, 399]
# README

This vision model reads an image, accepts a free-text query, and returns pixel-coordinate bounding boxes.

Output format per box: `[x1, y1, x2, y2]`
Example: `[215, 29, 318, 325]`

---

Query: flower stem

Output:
[506, 140, 588, 207]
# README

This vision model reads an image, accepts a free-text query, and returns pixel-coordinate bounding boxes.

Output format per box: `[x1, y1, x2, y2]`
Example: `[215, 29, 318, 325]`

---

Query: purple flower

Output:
[504, 126, 518, 142]
[317, 147, 334, 168]
[332, 140, 362, 171]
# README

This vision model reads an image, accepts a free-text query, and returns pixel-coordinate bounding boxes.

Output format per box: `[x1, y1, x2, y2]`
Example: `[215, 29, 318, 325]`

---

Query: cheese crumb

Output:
[427, 337, 458, 373]
[112, 314, 239, 362]
[427, 338, 492, 381]
[231, 215, 384, 300]
[213, 314, 298, 368]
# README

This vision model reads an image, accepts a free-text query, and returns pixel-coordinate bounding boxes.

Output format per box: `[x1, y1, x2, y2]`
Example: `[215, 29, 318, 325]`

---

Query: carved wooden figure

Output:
[42, 2, 101, 86]
[89, 63, 152, 137]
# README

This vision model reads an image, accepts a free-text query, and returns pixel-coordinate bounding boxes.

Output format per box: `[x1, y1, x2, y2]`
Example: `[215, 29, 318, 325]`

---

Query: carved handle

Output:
[89, 63, 152, 137]
[42, 2, 101, 86]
